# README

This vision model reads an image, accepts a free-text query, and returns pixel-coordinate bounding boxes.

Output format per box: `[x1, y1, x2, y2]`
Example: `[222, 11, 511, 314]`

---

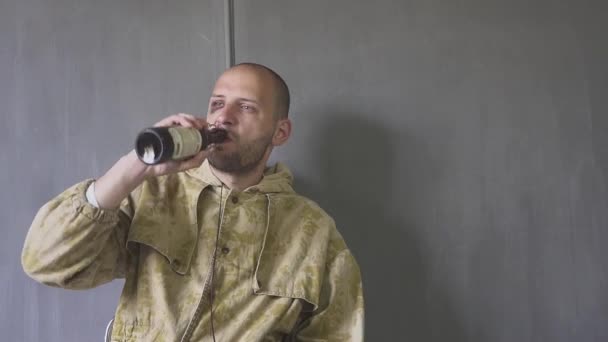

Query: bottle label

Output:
[168, 127, 203, 159]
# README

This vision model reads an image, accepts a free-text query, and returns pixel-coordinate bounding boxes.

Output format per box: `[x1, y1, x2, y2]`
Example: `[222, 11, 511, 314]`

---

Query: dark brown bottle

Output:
[135, 126, 227, 165]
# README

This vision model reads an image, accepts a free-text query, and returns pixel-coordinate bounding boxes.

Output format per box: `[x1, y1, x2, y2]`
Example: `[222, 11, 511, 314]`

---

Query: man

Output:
[22, 63, 364, 341]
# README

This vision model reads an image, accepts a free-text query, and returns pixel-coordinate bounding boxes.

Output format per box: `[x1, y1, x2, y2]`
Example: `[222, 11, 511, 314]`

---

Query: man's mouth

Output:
[208, 133, 235, 150]
[207, 126, 231, 145]
[218, 133, 234, 143]
[220, 130, 237, 143]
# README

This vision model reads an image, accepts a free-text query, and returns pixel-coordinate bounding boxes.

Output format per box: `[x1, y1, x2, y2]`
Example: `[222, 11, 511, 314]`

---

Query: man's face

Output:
[205, 67, 278, 174]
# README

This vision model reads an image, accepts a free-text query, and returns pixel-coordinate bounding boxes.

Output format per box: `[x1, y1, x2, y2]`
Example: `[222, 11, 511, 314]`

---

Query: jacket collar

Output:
[186, 159, 295, 194]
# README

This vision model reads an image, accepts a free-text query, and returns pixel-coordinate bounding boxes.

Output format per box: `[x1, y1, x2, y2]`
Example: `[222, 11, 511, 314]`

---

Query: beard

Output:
[207, 132, 273, 174]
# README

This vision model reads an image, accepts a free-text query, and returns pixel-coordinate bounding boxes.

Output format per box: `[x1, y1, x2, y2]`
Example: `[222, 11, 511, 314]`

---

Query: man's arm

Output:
[20, 150, 150, 289]
[293, 250, 365, 342]
[21, 175, 136, 289]
[21, 113, 209, 289]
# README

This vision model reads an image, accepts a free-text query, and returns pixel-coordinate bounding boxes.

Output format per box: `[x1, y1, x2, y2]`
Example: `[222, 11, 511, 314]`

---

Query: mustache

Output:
[208, 123, 237, 141]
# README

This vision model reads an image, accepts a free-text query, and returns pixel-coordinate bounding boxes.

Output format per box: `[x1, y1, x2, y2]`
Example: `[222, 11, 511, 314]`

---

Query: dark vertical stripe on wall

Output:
[224, 0, 235, 67]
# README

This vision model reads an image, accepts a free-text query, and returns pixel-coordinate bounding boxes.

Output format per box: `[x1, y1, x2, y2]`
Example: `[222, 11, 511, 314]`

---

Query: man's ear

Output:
[272, 118, 292, 146]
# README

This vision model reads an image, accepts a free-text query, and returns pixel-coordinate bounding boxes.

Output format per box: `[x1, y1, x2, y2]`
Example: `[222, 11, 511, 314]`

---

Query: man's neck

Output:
[209, 162, 267, 192]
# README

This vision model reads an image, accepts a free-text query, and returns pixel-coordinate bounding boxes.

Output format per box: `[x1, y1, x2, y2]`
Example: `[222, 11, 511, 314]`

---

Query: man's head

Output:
[206, 63, 292, 174]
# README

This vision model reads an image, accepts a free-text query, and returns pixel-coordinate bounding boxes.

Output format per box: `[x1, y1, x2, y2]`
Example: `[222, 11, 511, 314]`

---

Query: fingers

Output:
[153, 113, 206, 129]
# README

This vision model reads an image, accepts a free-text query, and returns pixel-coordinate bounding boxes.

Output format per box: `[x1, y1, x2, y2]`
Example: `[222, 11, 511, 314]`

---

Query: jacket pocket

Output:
[251, 251, 322, 312]
[126, 207, 198, 275]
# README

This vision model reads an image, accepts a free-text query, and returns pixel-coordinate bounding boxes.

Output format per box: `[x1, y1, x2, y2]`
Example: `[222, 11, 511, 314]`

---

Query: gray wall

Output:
[1, 0, 226, 340]
[2, 0, 607, 341]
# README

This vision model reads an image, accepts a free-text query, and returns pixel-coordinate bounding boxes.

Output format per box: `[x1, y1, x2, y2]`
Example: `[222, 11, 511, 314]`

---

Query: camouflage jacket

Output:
[22, 160, 364, 341]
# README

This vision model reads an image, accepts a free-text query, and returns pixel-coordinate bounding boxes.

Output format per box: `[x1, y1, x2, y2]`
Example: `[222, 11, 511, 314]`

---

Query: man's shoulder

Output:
[271, 192, 335, 226]
[268, 192, 351, 253]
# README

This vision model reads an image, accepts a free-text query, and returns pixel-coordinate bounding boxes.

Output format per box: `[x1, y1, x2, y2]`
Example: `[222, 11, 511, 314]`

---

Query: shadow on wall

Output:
[294, 110, 468, 341]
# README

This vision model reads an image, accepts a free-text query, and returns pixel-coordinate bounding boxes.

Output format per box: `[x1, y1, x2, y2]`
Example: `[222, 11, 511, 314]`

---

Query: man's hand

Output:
[94, 113, 209, 209]
[143, 113, 210, 177]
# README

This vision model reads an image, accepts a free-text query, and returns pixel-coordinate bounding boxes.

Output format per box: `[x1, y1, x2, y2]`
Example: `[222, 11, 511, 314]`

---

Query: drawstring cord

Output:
[252, 194, 271, 291]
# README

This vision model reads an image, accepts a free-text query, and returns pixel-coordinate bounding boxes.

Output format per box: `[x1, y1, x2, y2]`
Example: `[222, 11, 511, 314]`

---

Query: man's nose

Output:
[212, 104, 237, 126]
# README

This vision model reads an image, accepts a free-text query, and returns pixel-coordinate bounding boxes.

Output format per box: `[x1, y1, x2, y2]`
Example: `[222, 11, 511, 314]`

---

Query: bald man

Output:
[22, 63, 364, 341]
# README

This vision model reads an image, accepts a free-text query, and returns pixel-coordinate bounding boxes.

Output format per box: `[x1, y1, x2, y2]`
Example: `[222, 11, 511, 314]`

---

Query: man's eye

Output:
[211, 102, 223, 108]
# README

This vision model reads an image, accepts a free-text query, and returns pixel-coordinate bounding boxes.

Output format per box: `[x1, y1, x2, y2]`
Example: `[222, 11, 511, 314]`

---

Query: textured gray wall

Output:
[2, 0, 607, 341]
[235, 0, 608, 341]
[1, 0, 226, 340]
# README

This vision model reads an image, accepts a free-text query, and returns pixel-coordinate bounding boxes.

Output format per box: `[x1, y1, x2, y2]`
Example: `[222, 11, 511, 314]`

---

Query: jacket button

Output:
[231, 196, 238, 204]
[221, 247, 230, 254]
